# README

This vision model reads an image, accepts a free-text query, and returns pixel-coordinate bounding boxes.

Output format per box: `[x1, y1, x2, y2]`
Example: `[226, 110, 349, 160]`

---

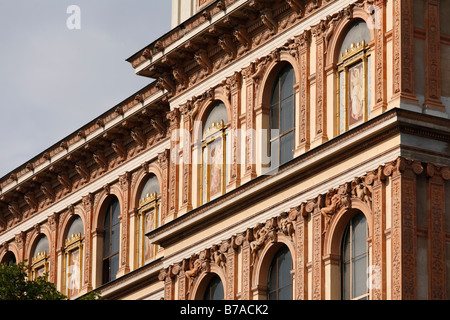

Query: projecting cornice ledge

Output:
[146, 108, 450, 250]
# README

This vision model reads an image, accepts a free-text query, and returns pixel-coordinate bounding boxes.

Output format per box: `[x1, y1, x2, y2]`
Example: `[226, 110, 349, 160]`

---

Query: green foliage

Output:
[0, 261, 66, 300]
[78, 290, 102, 300]
[0, 261, 103, 300]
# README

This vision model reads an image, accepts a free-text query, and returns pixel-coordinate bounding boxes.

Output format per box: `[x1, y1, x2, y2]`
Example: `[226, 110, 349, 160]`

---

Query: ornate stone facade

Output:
[0, 0, 449, 300]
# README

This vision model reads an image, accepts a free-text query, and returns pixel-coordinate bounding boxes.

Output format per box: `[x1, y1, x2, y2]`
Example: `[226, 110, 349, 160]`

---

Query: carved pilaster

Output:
[227, 72, 242, 189]
[369, 166, 386, 300]
[117, 172, 131, 276]
[295, 30, 311, 155]
[242, 65, 257, 182]
[427, 163, 447, 299]
[387, 157, 422, 300]
[81, 193, 93, 293]
[236, 229, 252, 300]
[158, 149, 170, 224]
[392, 0, 417, 104]
[179, 103, 193, 215]
[159, 266, 175, 300]
[292, 205, 307, 300]
[47, 213, 59, 284]
[174, 261, 188, 300]
[311, 203, 324, 300]
[223, 238, 238, 300]
[14, 231, 26, 262]
[373, 0, 387, 116]
[167, 109, 180, 221]
[424, 0, 444, 111]
[311, 20, 328, 146]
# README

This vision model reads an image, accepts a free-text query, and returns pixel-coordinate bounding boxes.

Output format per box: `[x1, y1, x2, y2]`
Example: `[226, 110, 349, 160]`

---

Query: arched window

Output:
[269, 64, 295, 169]
[102, 197, 120, 284]
[337, 20, 372, 134]
[31, 235, 49, 280]
[201, 101, 229, 205]
[203, 275, 224, 300]
[2, 252, 16, 265]
[341, 212, 369, 300]
[267, 245, 292, 300]
[137, 174, 160, 267]
[64, 215, 84, 299]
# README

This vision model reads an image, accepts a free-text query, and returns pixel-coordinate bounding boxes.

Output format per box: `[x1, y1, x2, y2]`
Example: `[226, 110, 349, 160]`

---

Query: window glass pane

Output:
[278, 286, 292, 300]
[280, 131, 294, 165]
[271, 77, 280, 107]
[339, 20, 370, 61]
[268, 246, 292, 300]
[280, 95, 294, 134]
[270, 103, 279, 130]
[102, 259, 110, 284]
[210, 278, 224, 300]
[352, 214, 367, 257]
[103, 227, 111, 257]
[204, 276, 224, 300]
[270, 138, 279, 170]
[110, 254, 119, 282]
[278, 248, 292, 289]
[343, 228, 350, 263]
[34, 235, 49, 257]
[343, 261, 351, 300]
[203, 102, 228, 137]
[140, 174, 160, 200]
[111, 223, 120, 255]
[353, 255, 367, 298]
[111, 201, 120, 226]
[67, 216, 84, 239]
[280, 66, 294, 100]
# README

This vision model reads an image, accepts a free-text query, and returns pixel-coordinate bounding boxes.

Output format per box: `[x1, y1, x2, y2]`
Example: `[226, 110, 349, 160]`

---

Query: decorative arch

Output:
[92, 185, 124, 231]
[193, 92, 232, 144]
[57, 206, 86, 250]
[324, 198, 373, 258]
[252, 234, 295, 300]
[190, 264, 227, 300]
[256, 52, 300, 114]
[0, 243, 18, 265]
[26, 225, 52, 264]
[326, 5, 376, 66]
[0, 250, 17, 265]
[131, 163, 163, 210]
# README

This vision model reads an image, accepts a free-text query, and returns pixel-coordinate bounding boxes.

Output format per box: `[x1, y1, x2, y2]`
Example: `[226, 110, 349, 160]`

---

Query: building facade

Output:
[0, 0, 450, 300]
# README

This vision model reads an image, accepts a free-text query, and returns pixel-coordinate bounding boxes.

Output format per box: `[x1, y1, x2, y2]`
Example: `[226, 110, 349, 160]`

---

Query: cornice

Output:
[0, 85, 171, 234]
[128, 0, 346, 100]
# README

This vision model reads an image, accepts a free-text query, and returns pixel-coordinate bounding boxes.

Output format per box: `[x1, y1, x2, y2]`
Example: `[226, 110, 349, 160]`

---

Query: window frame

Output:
[64, 233, 83, 299]
[336, 40, 371, 135]
[31, 251, 49, 281]
[203, 274, 224, 300]
[340, 213, 369, 300]
[267, 245, 293, 300]
[200, 119, 227, 205]
[136, 192, 159, 267]
[269, 64, 296, 169]
[102, 198, 120, 284]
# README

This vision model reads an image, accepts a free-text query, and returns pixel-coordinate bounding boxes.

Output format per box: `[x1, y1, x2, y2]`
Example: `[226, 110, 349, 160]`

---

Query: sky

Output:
[0, 1, 172, 178]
